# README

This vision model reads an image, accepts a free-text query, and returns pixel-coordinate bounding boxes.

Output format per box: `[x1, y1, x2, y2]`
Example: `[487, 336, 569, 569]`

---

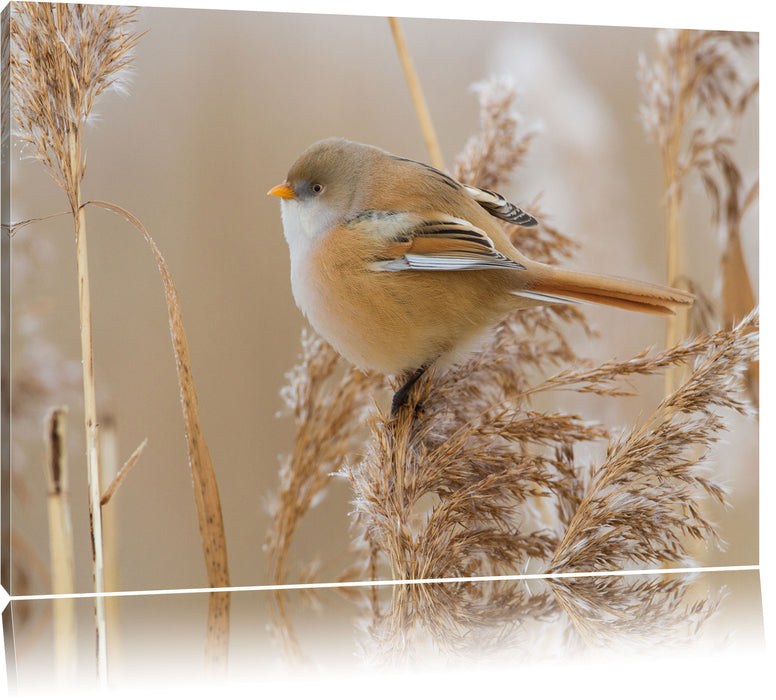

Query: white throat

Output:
[279, 198, 339, 315]
[280, 198, 339, 256]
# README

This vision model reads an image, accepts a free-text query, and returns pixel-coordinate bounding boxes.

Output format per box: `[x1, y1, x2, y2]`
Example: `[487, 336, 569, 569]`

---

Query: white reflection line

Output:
[8, 564, 760, 602]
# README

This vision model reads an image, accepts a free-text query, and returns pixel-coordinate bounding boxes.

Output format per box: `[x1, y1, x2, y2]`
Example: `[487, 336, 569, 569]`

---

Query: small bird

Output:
[269, 138, 693, 415]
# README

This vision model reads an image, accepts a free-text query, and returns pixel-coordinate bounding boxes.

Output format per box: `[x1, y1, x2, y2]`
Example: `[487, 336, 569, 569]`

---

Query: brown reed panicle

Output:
[340, 79, 603, 584]
[549, 311, 758, 573]
[272, 72, 757, 661]
[10, 4, 141, 208]
[363, 580, 558, 663]
[550, 575, 723, 652]
[266, 329, 384, 584]
[362, 573, 722, 664]
[453, 78, 537, 192]
[638, 30, 758, 397]
[358, 309, 757, 661]
[454, 79, 579, 267]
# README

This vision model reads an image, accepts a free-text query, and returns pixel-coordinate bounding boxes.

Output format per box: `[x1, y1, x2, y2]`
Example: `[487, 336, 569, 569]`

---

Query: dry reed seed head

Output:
[1, 9, 10, 151]
[360, 575, 721, 663]
[526, 311, 756, 400]
[682, 276, 721, 336]
[661, 309, 758, 415]
[10, 3, 141, 202]
[362, 579, 559, 662]
[551, 575, 723, 651]
[267, 328, 383, 583]
[345, 383, 617, 580]
[453, 76, 537, 193]
[638, 28, 758, 213]
[548, 312, 757, 573]
[420, 302, 592, 428]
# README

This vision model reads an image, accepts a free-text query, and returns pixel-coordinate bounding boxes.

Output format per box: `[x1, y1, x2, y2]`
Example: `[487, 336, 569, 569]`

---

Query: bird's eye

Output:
[311, 183, 324, 194]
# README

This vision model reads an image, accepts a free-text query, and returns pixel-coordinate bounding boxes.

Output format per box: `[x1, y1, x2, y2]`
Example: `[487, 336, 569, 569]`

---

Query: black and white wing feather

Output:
[464, 185, 538, 228]
[364, 213, 526, 272]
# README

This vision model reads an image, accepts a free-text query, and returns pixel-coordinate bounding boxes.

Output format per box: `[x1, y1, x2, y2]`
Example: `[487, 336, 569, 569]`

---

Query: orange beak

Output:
[267, 182, 295, 199]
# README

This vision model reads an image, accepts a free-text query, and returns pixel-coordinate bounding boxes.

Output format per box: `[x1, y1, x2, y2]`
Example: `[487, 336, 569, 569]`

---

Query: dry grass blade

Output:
[86, 200, 230, 671]
[99, 437, 148, 507]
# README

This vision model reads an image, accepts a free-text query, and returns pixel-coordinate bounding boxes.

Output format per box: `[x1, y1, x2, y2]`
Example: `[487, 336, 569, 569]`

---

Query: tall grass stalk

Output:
[11, 3, 231, 676]
[639, 29, 758, 396]
[44, 407, 76, 682]
[99, 416, 122, 675]
[388, 17, 445, 170]
[72, 143, 109, 679]
[10, 4, 141, 681]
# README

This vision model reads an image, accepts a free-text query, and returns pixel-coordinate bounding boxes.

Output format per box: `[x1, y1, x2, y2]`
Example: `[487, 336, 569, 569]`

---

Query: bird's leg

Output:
[391, 364, 431, 417]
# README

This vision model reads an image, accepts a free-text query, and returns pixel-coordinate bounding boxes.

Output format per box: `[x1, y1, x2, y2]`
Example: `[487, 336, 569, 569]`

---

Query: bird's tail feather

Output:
[514, 265, 694, 316]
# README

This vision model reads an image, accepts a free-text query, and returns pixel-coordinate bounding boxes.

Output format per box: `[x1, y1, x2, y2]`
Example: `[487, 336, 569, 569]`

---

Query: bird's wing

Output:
[463, 185, 538, 228]
[367, 214, 526, 272]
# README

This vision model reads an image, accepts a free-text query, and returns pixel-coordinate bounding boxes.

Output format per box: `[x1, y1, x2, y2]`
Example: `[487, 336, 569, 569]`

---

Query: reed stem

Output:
[70, 130, 108, 684]
[662, 31, 690, 396]
[388, 17, 445, 171]
[44, 407, 76, 683]
[663, 182, 686, 395]
[99, 417, 122, 676]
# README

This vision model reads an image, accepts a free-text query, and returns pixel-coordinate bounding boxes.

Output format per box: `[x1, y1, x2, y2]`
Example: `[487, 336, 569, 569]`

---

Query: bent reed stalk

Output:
[10, 4, 141, 681]
[11, 3, 231, 677]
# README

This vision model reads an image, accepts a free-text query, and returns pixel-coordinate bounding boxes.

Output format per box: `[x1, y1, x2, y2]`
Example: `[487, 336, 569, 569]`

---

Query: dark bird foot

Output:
[390, 364, 430, 418]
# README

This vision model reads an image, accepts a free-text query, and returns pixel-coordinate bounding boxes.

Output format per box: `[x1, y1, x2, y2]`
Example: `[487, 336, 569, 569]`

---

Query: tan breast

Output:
[303, 223, 524, 374]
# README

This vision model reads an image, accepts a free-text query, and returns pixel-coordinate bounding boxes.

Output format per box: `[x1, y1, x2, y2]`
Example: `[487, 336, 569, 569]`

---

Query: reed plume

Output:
[10, 4, 140, 204]
[269, 42, 757, 665]
[357, 572, 724, 665]
[549, 575, 723, 652]
[638, 29, 758, 396]
[266, 329, 383, 585]
[11, 3, 231, 676]
[10, 4, 141, 680]
[549, 312, 756, 573]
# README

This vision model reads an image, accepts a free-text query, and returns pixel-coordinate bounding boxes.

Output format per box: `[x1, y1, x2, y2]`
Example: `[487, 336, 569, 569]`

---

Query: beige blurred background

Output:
[8, 3, 758, 613]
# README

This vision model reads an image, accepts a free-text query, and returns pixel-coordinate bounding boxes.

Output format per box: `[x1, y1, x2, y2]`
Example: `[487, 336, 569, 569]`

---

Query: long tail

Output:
[515, 264, 695, 316]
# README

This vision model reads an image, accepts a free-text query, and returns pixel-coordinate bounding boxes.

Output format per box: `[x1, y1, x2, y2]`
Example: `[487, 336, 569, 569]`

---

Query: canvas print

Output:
[0, 1, 761, 693]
